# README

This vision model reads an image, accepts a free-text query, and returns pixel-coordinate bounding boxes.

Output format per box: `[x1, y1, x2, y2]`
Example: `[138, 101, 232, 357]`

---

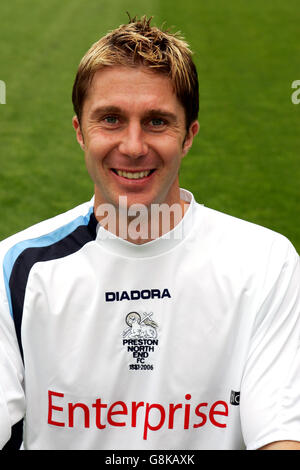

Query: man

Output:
[0, 16, 299, 450]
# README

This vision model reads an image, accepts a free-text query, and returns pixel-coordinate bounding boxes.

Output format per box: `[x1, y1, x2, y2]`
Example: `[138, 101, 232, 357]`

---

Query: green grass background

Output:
[0, 0, 299, 251]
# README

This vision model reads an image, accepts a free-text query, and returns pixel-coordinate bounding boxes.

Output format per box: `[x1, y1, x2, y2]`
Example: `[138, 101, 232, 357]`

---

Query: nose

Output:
[118, 122, 148, 158]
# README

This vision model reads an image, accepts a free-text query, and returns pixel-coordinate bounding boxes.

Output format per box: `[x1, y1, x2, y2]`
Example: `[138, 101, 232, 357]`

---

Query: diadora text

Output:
[105, 288, 171, 302]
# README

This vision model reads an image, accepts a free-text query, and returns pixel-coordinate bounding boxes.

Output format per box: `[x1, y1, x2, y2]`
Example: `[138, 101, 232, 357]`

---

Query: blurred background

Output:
[0, 0, 299, 251]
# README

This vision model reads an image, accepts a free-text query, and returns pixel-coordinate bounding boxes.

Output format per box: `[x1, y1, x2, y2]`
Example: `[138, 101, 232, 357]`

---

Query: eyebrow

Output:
[89, 106, 122, 121]
[89, 105, 178, 123]
[144, 109, 178, 123]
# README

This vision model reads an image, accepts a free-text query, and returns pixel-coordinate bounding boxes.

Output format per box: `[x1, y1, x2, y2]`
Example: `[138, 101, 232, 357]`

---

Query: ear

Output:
[72, 115, 85, 151]
[182, 120, 200, 157]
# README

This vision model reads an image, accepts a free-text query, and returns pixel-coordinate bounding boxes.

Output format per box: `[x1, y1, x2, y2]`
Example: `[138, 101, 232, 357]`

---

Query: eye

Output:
[149, 118, 165, 127]
[103, 115, 119, 125]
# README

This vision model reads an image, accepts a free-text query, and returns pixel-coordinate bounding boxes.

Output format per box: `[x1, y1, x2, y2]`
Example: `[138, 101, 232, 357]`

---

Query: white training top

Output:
[0, 189, 299, 450]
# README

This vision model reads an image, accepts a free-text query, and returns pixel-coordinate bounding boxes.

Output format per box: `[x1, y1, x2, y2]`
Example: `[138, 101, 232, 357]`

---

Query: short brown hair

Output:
[72, 15, 199, 130]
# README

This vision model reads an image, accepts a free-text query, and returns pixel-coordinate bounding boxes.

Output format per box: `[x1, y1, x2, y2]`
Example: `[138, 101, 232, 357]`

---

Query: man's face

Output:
[73, 65, 199, 211]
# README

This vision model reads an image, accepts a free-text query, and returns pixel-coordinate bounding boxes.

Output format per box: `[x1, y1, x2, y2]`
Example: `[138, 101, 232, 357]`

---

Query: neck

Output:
[94, 193, 190, 245]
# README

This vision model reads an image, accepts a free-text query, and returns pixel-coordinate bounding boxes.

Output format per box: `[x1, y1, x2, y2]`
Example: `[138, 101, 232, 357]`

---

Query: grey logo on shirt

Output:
[123, 311, 159, 371]
[230, 390, 240, 406]
[123, 311, 158, 340]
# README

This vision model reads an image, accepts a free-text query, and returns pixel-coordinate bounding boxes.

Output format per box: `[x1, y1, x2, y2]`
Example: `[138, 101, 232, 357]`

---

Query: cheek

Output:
[159, 141, 184, 168]
[84, 135, 116, 171]
[83, 139, 106, 179]
[87, 134, 107, 157]
[84, 151, 98, 184]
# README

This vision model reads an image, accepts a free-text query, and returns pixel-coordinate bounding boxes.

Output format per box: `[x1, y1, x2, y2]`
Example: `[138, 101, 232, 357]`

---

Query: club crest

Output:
[123, 311, 158, 339]
[122, 311, 159, 371]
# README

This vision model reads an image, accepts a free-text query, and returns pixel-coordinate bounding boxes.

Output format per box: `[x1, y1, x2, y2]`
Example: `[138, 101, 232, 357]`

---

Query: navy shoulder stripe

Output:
[3, 207, 98, 358]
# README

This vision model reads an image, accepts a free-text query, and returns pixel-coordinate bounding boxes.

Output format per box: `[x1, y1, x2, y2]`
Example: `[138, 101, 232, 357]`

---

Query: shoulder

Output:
[0, 198, 95, 256]
[0, 198, 96, 299]
[192, 202, 299, 291]
[195, 203, 298, 258]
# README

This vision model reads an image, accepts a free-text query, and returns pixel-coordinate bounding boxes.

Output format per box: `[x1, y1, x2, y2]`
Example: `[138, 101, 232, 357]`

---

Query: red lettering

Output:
[184, 394, 191, 429]
[131, 401, 144, 427]
[92, 398, 107, 429]
[209, 400, 228, 428]
[168, 403, 182, 429]
[193, 403, 208, 428]
[48, 390, 65, 427]
[107, 401, 128, 427]
[68, 402, 90, 428]
[143, 403, 166, 440]
[47, 391, 229, 437]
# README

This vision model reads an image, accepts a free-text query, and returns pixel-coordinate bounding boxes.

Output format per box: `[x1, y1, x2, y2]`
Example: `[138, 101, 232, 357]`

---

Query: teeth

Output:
[116, 170, 151, 179]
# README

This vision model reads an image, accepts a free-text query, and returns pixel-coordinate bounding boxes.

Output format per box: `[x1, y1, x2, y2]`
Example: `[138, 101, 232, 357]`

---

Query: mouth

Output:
[111, 168, 156, 180]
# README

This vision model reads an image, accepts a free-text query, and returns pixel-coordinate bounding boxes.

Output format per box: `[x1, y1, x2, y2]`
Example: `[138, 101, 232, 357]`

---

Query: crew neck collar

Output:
[94, 189, 196, 258]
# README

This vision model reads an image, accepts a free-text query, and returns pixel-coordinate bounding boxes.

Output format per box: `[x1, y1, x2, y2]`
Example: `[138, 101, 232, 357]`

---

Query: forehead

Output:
[83, 65, 184, 117]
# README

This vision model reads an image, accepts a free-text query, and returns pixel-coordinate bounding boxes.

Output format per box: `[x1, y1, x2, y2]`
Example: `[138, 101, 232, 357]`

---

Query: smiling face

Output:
[72, 65, 199, 211]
